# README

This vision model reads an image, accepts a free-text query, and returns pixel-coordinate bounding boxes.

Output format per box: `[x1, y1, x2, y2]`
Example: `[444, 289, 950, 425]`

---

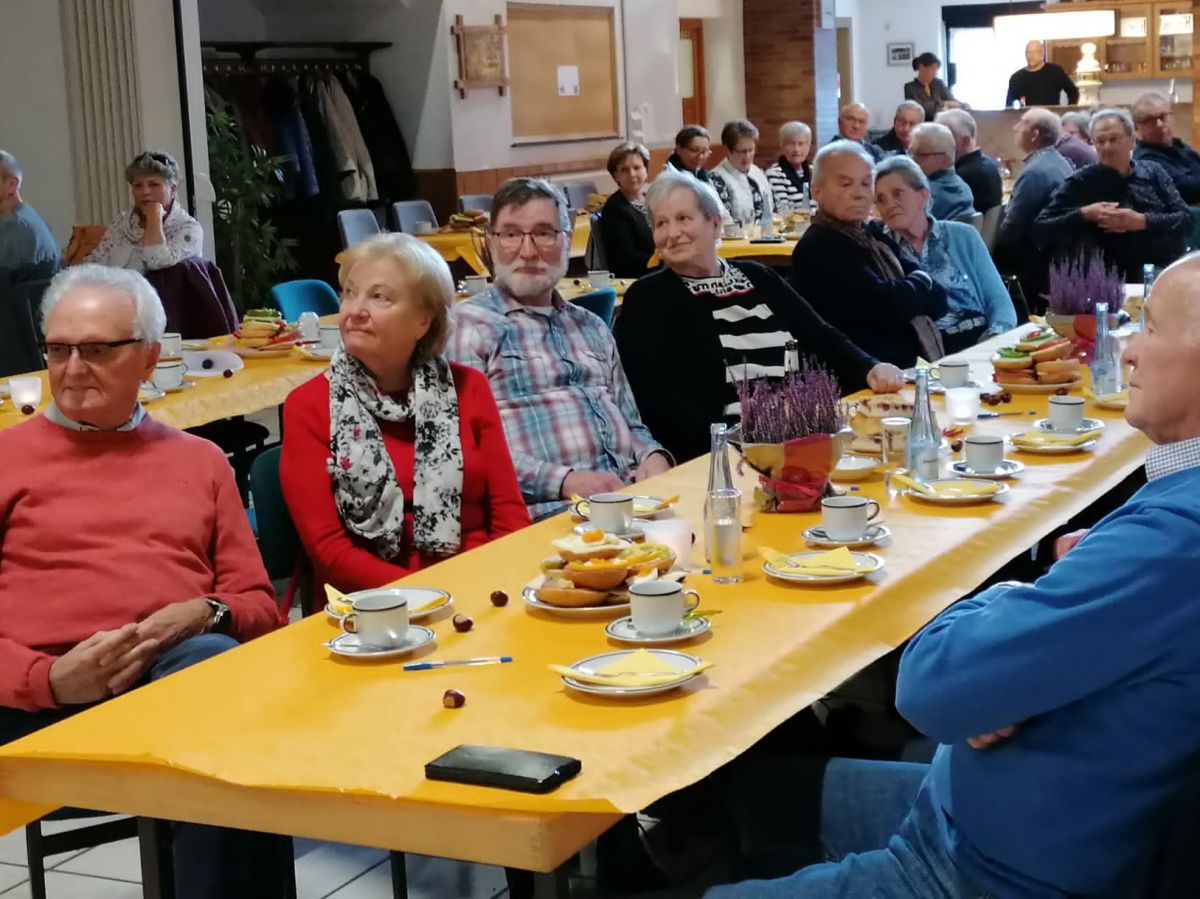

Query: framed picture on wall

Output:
[887, 43, 915, 67]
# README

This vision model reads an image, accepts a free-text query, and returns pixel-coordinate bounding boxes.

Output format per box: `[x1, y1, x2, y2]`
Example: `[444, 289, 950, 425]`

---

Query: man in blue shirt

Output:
[0, 150, 61, 285]
[707, 254, 1200, 897]
[909, 123, 975, 220]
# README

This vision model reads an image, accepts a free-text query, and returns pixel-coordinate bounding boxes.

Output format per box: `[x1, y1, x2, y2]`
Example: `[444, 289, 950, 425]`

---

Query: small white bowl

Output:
[832, 454, 882, 481]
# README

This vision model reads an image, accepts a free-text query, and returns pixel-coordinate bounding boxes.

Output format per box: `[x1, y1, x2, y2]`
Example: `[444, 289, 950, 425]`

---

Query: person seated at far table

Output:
[1132, 91, 1200, 205]
[832, 102, 887, 163]
[903, 52, 960, 122]
[665, 124, 734, 226]
[447, 178, 672, 519]
[597, 142, 655, 277]
[874, 101, 926, 156]
[875, 155, 1015, 353]
[936, 108, 1001, 214]
[0, 264, 287, 899]
[706, 253, 1200, 899]
[908, 122, 975, 220]
[280, 234, 529, 594]
[710, 119, 774, 227]
[1034, 108, 1192, 282]
[87, 151, 203, 273]
[614, 171, 903, 463]
[765, 121, 813, 211]
[1058, 110, 1099, 170]
[790, 141, 947, 368]
[0, 149, 61, 285]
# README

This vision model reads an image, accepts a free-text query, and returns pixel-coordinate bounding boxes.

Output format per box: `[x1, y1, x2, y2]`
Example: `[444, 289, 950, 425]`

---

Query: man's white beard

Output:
[494, 251, 569, 299]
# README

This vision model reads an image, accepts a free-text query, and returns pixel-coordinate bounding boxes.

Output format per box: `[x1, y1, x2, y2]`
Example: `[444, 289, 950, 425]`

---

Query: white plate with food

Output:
[1007, 434, 1099, 455]
[762, 550, 885, 585]
[325, 625, 435, 660]
[181, 350, 244, 377]
[900, 477, 1009, 505]
[324, 587, 453, 623]
[998, 378, 1084, 395]
[295, 344, 335, 361]
[557, 649, 706, 697]
[573, 521, 645, 541]
[604, 615, 710, 646]
[522, 580, 631, 617]
[801, 524, 891, 549]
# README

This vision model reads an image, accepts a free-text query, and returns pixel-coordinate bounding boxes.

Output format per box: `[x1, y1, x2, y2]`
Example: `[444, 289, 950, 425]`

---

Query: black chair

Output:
[0, 279, 48, 378]
[562, 180, 598, 211]
[26, 813, 174, 899]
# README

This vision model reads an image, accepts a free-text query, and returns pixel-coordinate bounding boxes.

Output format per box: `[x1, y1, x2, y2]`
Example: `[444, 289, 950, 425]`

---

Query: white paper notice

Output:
[557, 65, 580, 97]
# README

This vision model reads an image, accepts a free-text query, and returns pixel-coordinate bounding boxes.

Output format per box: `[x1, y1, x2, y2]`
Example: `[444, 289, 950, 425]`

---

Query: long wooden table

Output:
[417, 214, 591, 276]
[0, 327, 1149, 889]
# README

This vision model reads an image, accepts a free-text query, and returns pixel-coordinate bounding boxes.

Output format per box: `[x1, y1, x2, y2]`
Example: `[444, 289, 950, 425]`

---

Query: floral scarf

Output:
[326, 349, 463, 560]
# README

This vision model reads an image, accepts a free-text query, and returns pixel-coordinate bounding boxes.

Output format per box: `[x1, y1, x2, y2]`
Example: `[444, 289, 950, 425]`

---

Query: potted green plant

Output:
[206, 110, 297, 312]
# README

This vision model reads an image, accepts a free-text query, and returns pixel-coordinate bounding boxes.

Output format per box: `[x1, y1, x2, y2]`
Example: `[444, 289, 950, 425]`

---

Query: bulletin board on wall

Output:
[507, 3, 620, 144]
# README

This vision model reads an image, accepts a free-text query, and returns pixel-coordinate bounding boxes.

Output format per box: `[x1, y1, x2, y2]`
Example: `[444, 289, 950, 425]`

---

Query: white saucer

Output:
[138, 385, 166, 403]
[181, 350, 244, 377]
[561, 649, 704, 696]
[325, 625, 435, 660]
[573, 521, 645, 540]
[802, 524, 891, 548]
[521, 583, 630, 617]
[1033, 418, 1105, 434]
[763, 551, 885, 584]
[605, 615, 710, 645]
[158, 380, 198, 394]
[949, 459, 1025, 479]
[1008, 436, 1099, 455]
[902, 478, 1009, 505]
[324, 587, 452, 623]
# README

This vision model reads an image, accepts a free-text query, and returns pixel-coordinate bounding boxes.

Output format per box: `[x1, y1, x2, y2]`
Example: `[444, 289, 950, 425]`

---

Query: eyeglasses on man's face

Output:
[488, 227, 564, 252]
[43, 338, 143, 365]
[1136, 112, 1172, 126]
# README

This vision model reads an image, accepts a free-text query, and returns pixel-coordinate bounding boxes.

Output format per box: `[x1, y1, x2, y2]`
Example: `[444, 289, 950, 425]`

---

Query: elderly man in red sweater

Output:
[0, 264, 288, 897]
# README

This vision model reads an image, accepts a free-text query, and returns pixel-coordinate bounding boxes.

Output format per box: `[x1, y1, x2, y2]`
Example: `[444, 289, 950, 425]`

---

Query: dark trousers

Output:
[1, 635, 292, 899]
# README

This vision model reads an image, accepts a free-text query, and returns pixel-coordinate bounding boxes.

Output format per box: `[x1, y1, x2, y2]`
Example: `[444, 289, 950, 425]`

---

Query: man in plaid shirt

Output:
[448, 178, 672, 518]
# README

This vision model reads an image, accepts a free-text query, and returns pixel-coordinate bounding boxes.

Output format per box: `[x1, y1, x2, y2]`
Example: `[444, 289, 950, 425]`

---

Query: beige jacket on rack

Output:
[314, 75, 378, 203]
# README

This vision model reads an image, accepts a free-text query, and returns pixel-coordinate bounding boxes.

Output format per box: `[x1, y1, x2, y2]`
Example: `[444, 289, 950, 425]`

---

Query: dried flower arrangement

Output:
[1047, 251, 1124, 316]
[735, 359, 844, 445]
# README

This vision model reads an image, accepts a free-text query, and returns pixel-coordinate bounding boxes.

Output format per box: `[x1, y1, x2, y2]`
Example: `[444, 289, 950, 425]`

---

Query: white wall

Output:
[0, 1, 76, 243]
[680, 0, 745, 129]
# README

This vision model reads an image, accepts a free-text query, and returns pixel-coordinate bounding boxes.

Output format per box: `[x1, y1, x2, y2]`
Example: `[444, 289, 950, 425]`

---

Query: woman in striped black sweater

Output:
[614, 171, 904, 463]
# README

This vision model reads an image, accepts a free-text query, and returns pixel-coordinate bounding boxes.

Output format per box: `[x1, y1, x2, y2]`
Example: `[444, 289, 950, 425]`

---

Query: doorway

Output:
[836, 21, 853, 102]
[679, 18, 706, 127]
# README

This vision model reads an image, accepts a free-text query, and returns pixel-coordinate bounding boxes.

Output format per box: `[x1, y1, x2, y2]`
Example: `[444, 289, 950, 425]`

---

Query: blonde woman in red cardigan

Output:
[280, 234, 529, 594]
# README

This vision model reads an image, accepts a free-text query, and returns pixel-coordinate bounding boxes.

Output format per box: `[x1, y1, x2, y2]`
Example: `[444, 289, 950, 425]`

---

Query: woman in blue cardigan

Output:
[874, 155, 1016, 353]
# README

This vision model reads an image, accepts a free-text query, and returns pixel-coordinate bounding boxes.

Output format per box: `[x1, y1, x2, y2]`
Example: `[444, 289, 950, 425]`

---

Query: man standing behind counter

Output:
[1006, 40, 1080, 107]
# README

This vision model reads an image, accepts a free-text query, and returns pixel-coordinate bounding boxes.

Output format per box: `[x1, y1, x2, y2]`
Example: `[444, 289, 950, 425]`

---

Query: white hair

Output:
[1091, 107, 1134, 136]
[812, 140, 876, 190]
[0, 150, 20, 185]
[910, 122, 957, 158]
[935, 108, 977, 142]
[41, 264, 167, 343]
[646, 169, 725, 221]
[779, 121, 812, 142]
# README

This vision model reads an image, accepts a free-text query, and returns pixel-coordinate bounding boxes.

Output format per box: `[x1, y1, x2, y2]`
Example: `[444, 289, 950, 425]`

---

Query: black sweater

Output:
[614, 260, 876, 463]
[788, 222, 948, 368]
[1005, 64, 1079, 107]
[597, 191, 655, 278]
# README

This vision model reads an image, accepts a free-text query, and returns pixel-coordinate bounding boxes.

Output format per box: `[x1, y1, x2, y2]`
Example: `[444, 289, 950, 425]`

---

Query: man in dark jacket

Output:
[936, 109, 1001, 213]
[875, 102, 925, 156]
[1132, 92, 1200, 205]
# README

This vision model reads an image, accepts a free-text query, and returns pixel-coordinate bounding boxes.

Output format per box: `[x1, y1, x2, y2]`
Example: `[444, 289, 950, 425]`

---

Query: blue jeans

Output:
[707, 759, 991, 899]
[1, 634, 292, 899]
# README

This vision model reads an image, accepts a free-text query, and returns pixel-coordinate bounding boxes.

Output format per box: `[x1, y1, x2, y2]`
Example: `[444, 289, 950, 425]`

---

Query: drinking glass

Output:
[705, 488, 743, 585]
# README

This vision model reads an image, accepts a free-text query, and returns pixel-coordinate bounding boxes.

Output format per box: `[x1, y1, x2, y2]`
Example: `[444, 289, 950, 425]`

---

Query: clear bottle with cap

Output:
[1091, 301, 1121, 396]
[904, 369, 941, 480]
[704, 423, 743, 584]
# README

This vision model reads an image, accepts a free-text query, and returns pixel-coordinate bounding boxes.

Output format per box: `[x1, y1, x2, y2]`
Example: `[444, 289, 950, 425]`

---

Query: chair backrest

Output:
[336, 209, 382, 249]
[249, 446, 301, 582]
[391, 200, 438, 233]
[981, 204, 1005, 253]
[0, 279, 48, 378]
[954, 210, 984, 233]
[562, 180, 599, 211]
[459, 193, 493, 214]
[269, 279, 340, 321]
[571, 286, 617, 328]
[584, 211, 607, 271]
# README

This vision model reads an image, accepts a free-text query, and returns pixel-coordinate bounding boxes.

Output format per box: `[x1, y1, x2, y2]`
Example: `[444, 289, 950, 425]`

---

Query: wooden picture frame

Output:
[887, 42, 915, 67]
[452, 14, 509, 98]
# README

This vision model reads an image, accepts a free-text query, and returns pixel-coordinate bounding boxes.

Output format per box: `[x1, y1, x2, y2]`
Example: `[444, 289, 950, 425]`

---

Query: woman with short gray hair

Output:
[87, 150, 203, 273]
[709, 119, 773, 226]
[765, 121, 813, 212]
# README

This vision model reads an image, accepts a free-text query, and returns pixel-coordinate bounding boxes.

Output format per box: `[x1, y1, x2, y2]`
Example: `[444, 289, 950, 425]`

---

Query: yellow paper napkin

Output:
[1011, 429, 1101, 448]
[550, 648, 712, 687]
[761, 546, 875, 577]
[324, 585, 446, 615]
[1085, 388, 1128, 407]
[891, 474, 999, 498]
[889, 472, 933, 495]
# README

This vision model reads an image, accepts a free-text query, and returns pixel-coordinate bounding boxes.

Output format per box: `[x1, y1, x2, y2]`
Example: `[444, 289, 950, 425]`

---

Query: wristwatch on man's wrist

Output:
[204, 597, 231, 634]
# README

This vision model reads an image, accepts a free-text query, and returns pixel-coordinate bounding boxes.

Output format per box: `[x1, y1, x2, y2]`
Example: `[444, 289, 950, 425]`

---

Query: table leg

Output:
[505, 865, 570, 899]
[136, 818, 174, 899]
[390, 850, 408, 897]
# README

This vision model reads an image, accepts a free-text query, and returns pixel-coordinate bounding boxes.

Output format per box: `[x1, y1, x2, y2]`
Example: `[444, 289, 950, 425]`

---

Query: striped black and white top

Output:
[679, 262, 792, 417]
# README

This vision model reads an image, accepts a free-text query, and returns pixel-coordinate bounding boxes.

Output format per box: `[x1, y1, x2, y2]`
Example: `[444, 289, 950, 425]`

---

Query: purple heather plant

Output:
[1047, 251, 1124, 316]
[736, 358, 844, 445]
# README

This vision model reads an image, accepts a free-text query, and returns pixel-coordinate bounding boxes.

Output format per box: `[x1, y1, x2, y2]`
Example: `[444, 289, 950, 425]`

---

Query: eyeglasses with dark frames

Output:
[488, 227, 565, 251]
[43, 339, 143, 365]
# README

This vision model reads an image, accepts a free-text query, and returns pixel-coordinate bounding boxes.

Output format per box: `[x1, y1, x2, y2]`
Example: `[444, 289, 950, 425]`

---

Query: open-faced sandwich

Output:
[991, 328, 1079, 386]
[536, 529, 677, 607]
[232, 309, 300, 351]
[448, 209, 488, 231]
[848, 393, 916, 455]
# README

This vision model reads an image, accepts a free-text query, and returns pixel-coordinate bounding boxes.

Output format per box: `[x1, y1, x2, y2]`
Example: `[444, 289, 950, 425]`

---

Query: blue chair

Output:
[572, 286, 617, 328]
[336, 208, 382, 249]
[459, 193, 493, 213]
[249, 445, 313, 617]
[391, 200, 438, 234]
[269, 279, 339, 321]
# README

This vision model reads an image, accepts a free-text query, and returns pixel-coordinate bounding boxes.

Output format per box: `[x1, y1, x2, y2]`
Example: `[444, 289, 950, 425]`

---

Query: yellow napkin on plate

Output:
[324, 585, 446, 615]
[550, 648, 712, 687]
[1011, 429, 1101, 448]
[891, 473, 999, 498]
[1085, 388, 1128, 406]
[761, 546, 875, 577]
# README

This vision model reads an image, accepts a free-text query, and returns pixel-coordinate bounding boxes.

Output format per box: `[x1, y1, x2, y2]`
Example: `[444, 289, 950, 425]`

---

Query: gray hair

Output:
[875, 154, 930, 193]
[1091, 107, 1134, 137]
[41, 264, 166, 343]
[910, 122, 957, 158]
[1026, 108, 1063, 148]
[1132, 92, 1170, 121]
[720, 118, 759, 151]
[1060, 110, 1091, 139]
[812, 140, 876, 190]
[0, 150, 21, 185]
[490, 177, 571, 230]
[646, 169, 724, 221]
[125, 150, 180, 185]
[839, 102, 870, 120]
[779, 121, 813, 143]
[894, 100, 925, 121]
[935, 108, 977, 143]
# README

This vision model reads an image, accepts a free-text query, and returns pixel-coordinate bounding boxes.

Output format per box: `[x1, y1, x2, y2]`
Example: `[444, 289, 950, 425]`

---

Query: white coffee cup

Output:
[820, 495, 881, 541]
[937, 360, 970, 388]
[964, 435, 1005, 473]
[413, 221, 436, 235]
[341, 590, 410, 648]
[160, 332, 182, 359]
[640, 519, 692, 568]
[628, 580, 700, 636]
[587, 270, 612, 288]
[1048, 395, 1085, 431]
[588, 492, 634, 533]
[464, 275, 489, 295]
[319, 325, 341, 350]
[151, 360, 187, 390]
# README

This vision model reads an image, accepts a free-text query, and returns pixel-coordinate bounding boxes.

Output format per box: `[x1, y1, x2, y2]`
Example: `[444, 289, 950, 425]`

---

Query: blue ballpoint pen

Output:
[403, 656, 513, 671]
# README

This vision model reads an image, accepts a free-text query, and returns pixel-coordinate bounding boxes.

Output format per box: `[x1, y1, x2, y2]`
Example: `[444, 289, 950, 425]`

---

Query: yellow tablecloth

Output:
[0, 328, 1149, 871]
[648, 230, 803, 268]
[413, 215, 591, 276]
